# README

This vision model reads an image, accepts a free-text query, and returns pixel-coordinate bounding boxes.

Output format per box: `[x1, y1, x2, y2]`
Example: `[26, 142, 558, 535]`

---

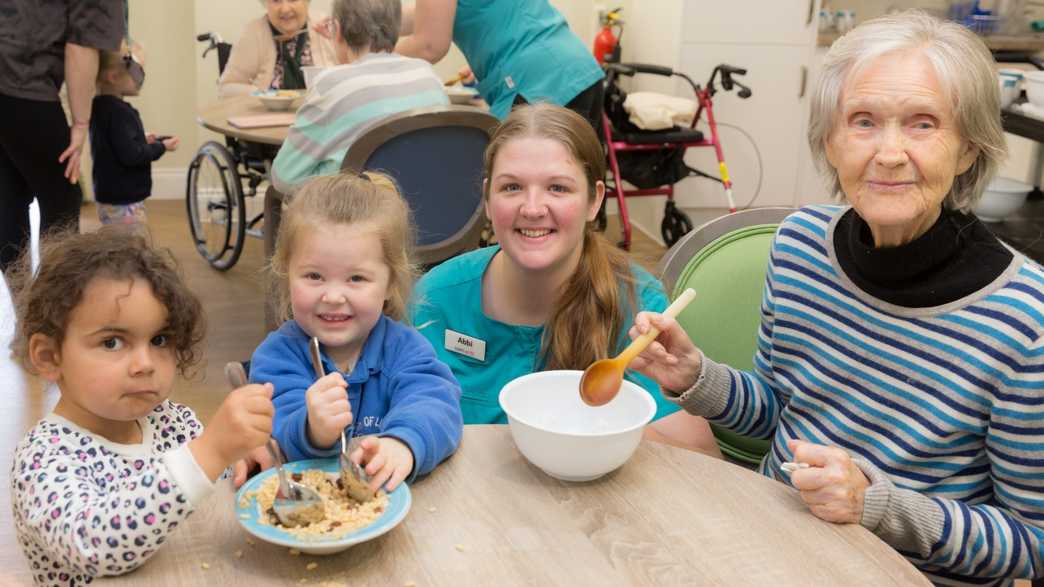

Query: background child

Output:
[8, 227, 274, 585]
[89, 43, 178, 227]
[249, 171, 462, 493]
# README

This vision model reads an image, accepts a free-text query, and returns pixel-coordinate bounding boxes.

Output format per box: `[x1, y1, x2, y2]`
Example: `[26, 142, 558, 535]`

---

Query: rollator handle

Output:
[627, 63, 675, 77]
[718, 64, 747, 77]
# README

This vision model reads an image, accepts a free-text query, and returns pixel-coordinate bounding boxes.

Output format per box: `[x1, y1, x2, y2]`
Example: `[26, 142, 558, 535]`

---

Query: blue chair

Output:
[658, 207, 796, 466]
[263, 105, 499, 329]
[341, 105, 499, 266]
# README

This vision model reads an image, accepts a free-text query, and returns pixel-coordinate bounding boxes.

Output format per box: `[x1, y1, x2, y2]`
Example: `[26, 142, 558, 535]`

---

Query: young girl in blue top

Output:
[411, 104, 719, 456]
[250, 171, 463, 493]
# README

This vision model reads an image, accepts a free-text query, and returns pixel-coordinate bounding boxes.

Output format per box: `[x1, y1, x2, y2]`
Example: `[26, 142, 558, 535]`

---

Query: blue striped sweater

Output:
[672, 206, 1044, 586]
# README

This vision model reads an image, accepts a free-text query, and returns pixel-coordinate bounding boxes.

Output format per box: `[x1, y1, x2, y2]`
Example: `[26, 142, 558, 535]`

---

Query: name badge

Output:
[445, 329, 486, 362]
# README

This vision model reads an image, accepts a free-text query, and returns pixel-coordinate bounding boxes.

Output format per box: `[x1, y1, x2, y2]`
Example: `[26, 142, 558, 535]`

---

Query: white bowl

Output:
[445, 85, 479, 105]
[973, 176, 1032, 222]
[999, 76, 1019, 109]
[1024, 71, 1044, 109]
[498, 370, 655, 482]
[254, 90, 303, 111]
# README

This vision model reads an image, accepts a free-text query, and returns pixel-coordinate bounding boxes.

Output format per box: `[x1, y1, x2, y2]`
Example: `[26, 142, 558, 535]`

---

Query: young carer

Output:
[8, 227, 274, 585]
[249, 171, 463, 493]
[89, 43, 179, 227]
[409, 104, 720, 455]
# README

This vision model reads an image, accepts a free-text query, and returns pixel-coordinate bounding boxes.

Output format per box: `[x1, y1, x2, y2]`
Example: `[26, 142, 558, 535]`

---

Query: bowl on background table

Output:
[445, 85, 479, 105]
[253, 89, 305, 112]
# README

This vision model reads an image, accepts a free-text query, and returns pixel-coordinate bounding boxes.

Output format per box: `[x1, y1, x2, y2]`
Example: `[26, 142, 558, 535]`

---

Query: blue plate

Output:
[234, 458, 411, 555]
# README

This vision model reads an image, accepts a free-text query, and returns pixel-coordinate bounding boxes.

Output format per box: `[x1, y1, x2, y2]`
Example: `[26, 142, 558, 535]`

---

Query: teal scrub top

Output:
[452, 0, 605, 119]
[409, 246, 680, 424]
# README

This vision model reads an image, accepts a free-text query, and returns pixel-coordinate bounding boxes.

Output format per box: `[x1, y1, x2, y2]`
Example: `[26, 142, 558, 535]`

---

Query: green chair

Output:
[658, 207, 796, 465]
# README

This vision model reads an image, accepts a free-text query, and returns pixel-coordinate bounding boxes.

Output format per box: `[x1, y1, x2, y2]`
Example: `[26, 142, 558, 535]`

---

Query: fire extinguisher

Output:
[592, 7, 623, 64]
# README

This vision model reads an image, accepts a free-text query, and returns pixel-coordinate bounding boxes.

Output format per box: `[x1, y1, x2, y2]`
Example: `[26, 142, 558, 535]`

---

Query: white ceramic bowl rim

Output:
[498, 371, 657, 437]
[986, 176, 1033, 193]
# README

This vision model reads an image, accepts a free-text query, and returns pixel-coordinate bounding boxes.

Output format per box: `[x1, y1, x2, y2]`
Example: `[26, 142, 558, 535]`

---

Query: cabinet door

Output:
[670, 43, 813, 208]
[795, 46, 835, 206]
[680, 0, 819, 46]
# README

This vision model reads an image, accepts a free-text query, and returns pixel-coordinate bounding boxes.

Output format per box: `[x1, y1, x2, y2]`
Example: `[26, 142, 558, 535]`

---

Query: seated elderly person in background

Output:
[218, 0, 338, 98]
[629, 11, 1043, 586]
[270, 0, 448, 195]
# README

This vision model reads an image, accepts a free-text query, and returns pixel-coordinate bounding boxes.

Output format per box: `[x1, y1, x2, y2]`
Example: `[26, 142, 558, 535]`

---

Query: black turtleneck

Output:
[832, 207, 1013, 308]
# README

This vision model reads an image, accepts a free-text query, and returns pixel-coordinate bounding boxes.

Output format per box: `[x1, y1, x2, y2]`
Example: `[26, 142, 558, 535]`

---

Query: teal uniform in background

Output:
[452, 0, 604, 119]
[409, 246, 680, 424]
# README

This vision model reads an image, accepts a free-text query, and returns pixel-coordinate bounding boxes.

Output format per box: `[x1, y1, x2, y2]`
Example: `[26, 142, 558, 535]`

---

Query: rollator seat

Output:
[619, 127, 703, 145]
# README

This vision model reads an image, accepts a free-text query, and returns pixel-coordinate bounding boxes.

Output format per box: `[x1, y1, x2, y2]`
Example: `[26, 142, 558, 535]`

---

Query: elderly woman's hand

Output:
[312, 16, 335, 40]
[629, 311, 703, 394]
[787, 439, 871, 524]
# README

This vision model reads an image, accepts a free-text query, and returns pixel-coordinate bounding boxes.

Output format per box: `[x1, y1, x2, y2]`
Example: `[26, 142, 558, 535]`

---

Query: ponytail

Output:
[542, 228, 635, 370]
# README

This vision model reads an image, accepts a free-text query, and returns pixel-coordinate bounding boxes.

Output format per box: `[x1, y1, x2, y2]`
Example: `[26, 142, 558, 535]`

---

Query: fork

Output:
[308, 337, 376, 502]
[224, 362, 325, 526]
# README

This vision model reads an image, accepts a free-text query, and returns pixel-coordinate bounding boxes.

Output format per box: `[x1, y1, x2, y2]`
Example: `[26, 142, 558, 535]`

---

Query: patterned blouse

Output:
[270, 27, 314, 90]
[11, 401, 214, 586]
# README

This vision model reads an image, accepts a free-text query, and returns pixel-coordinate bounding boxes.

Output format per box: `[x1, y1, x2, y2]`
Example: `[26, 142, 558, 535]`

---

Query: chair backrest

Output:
[658, 207, 796, 464]
[341, 105, 500, 266]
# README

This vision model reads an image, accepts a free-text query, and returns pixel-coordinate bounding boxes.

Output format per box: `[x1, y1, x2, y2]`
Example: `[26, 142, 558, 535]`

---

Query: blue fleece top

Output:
[408, 246, 681, 424]
[249, 315, 463, 482]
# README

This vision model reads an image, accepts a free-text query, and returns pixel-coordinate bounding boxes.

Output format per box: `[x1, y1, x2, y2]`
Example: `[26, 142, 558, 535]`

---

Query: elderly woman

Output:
[218, 0, 337, 98]
[630, 12, 1043, 585]
[269, 0, 448, 195]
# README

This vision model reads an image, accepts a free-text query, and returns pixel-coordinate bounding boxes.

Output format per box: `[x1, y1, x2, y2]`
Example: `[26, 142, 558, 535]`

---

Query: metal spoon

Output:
[308, 338, 376, 503]
[223, 362, 325, 527]
[579, 288, 697, 407]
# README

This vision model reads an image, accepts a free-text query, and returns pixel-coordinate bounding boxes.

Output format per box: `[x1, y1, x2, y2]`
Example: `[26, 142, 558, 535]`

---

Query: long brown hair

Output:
[8, 226, 205, 376]
[483, 103, 636, 370]
[270, 171, 417, 323]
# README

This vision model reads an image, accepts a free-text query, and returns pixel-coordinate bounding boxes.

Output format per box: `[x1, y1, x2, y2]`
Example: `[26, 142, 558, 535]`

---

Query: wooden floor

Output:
[0, 199, 671, 578]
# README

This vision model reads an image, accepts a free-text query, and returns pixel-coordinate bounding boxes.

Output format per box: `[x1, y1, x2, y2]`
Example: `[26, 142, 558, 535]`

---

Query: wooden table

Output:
[196, 95, 290, 147]
[89, 426, 927, 586]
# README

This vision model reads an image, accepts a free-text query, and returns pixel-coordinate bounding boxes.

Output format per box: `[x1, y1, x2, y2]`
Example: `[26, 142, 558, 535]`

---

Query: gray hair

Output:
[332, 0, 401, 53]
[807, 10, 1006, 212]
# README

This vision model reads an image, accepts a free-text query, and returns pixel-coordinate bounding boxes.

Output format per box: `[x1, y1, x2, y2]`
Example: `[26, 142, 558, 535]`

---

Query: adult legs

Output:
[0, 94, 83, 273]
[563, 80, 605, 142]
[509, 80, 606, 140]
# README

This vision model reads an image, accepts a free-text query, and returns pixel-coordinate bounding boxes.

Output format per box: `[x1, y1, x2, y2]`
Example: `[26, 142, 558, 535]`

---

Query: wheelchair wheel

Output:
[661, 201, 693, 247]
[186, 141, 246, 271]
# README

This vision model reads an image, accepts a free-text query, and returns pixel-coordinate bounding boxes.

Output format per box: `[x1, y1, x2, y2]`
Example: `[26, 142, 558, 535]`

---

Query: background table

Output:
[196, 95, 290, 147]
[93, 425, 927, 586]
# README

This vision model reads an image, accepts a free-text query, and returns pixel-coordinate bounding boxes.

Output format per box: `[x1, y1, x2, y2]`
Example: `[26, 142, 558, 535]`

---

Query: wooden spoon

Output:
[579, 288, 696, 407]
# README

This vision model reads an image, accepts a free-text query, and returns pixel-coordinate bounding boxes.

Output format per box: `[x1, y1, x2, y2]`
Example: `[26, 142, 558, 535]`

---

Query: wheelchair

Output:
[186, 32, 269, 271]
[601, 62, 752, 249]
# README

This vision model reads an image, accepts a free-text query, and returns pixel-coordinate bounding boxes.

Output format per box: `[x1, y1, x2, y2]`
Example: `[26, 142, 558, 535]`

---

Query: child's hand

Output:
[352, 436, 414, 492]
[161, 136, 179, 151]
[231, 441, 279, 488]
[190, 382, 274, 481]
[305, 372, 352, 448]
[146, 132, 157, 144]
